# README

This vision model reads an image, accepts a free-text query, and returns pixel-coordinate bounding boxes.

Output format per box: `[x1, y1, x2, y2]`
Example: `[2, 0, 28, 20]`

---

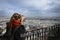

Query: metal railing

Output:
[23, 24, 59, 40]
[24, 27, 48, 40]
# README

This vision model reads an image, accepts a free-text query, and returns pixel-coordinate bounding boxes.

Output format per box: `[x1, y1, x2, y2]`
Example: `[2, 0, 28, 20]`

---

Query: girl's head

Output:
[9, 13, 22, 27]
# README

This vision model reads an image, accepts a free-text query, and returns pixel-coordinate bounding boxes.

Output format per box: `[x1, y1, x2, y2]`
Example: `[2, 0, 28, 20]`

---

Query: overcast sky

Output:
[0, 0, 60, 18]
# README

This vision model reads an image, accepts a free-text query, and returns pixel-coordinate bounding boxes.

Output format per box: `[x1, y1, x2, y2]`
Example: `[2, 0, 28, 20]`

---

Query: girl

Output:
[3, 13, 26, 40]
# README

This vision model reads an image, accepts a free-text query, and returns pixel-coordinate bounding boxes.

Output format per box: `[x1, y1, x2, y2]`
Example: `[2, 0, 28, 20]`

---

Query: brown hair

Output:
[21, 15, 25, 22]
[8, 13, 21, 32]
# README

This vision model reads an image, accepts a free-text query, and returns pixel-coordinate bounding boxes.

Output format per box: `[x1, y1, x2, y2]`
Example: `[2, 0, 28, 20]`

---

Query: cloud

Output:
[0, 0, 60, 17]
[0, 2, 29, 17]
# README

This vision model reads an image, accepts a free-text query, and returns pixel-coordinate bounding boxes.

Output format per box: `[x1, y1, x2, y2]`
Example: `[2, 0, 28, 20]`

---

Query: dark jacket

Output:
[13, 25, 26, 40]
[1, 22, 26, 40]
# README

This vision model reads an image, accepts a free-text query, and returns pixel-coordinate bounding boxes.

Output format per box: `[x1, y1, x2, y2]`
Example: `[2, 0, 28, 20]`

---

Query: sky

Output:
[0, 0, 60, 18]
